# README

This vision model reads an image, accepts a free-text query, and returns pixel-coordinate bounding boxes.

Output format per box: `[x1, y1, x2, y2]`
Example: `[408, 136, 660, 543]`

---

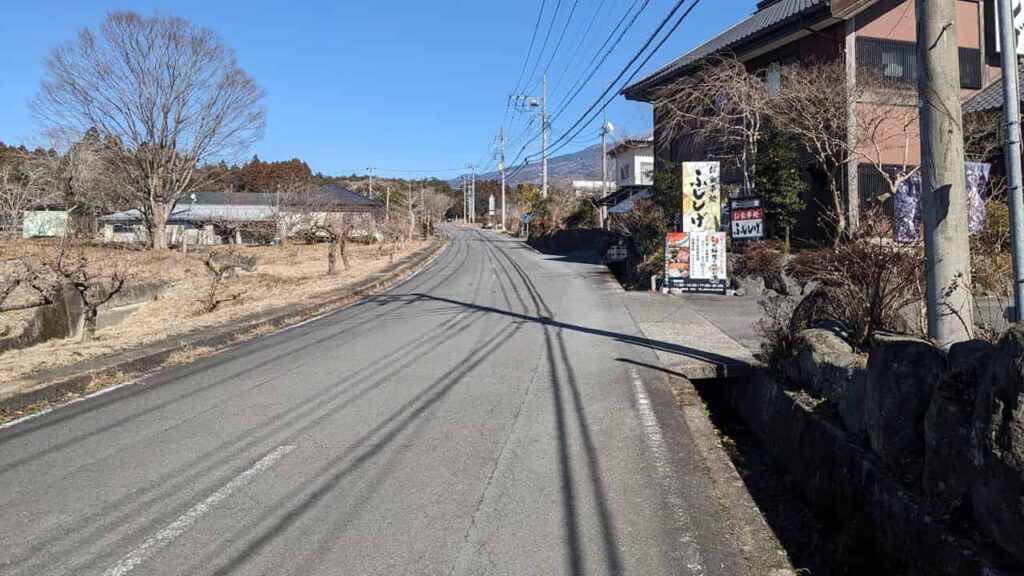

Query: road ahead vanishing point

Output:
[0, 228, 755, 575]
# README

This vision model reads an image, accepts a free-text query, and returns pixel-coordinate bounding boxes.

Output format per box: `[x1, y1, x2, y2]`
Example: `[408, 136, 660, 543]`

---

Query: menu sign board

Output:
[664, 231, 728, 295]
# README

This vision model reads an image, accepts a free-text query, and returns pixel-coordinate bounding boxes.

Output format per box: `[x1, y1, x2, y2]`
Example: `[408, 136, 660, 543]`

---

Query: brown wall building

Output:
[624, 0, 998, 241]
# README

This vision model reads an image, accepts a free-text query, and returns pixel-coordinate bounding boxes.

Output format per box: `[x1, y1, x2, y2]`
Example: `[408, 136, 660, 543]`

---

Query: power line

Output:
[521, 0, 564, 101]
[552, 0, 647, 120]
[507, 0, 549, 123]
[546, 0, 613, 97]
[526, 0, 581, 95]
[528, 0, 702, 162]
[550, 0, 650, 120]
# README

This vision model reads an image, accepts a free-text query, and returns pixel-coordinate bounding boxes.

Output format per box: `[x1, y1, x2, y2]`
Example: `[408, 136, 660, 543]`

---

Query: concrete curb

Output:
[0, 237, 449, 416]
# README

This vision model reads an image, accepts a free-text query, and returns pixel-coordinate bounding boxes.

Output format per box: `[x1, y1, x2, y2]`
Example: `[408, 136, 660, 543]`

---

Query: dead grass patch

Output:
[163, 346, 217, 367]
[0, 239, 429, 384]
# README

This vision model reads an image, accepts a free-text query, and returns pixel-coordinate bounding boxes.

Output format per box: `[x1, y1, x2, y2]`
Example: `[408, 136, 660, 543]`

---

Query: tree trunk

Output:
[150, 201, 173, 250]
[829, 175, 847, 247]
[81, 304, 98, 342]
[339, 236, 350, 271]
[327, 238, 338, 276]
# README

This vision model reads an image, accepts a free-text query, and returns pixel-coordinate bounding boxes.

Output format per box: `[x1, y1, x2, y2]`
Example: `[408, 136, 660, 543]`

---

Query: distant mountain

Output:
[453, 142, 607, 187]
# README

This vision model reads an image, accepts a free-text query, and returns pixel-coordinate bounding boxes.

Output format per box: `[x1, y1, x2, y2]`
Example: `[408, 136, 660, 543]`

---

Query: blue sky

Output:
[0, 0, 757, 179]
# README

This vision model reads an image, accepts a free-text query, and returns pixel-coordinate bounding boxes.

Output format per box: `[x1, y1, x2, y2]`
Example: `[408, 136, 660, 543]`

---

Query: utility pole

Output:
[500, 124, 507, 230]
[601, 116, 614, 194]
[997, 0, 1024, 321]
[462, 176, 467, 223]
[917, 0, 974, 344]
[467, 163, 477, 224]
[541, 74, 548, 198]
[600, 118, 614, 229]
[367, 167, 375, 199]
[385, 186, 391, 220]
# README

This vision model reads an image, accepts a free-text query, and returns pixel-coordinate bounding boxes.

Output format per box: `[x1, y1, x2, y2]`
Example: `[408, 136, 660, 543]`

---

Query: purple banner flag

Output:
[893, 162, 991, 243]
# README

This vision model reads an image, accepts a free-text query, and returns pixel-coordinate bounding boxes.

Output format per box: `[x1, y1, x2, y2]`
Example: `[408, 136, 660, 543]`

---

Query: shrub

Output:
[610, 199, 668, 288]
[735, 240, 785, 278]
[755, 294, 798, 365]
[784, 210, 924, 347]
[564, 197, 601, 229]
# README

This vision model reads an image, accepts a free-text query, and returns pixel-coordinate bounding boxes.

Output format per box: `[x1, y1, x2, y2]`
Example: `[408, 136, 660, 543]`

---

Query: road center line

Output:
[628, 367, 707, 575]
[102, 444, 296, 576]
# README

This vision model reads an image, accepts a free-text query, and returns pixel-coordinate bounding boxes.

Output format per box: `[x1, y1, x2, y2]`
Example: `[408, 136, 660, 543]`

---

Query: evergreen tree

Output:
[754, 122, 806, 248]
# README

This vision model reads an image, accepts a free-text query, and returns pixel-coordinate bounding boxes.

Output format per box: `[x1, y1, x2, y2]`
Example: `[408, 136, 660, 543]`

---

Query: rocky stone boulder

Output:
[786, 327, 857, 404]
[864, 333, 946, 469]
[924, 339, 994, 503]
[972, 327, 1024, 564]
[839, 365, 869, 435]
[788, 285, 866, 342]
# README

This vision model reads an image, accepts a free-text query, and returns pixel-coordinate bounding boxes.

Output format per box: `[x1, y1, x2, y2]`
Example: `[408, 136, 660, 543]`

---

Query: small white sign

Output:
[993, 0, 1024, 56]
[606, 245, 628, 262]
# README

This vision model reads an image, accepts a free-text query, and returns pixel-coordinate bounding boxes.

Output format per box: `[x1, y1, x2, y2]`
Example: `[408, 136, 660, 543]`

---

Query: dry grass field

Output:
[0, 239, 428, 386]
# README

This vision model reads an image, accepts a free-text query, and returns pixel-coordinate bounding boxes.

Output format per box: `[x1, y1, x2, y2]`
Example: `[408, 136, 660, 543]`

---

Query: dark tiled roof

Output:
[623, 0, 831, 100]
[963, 66, 1024, 114]
[311, 184, 383, 208]
[192, 191, 276, 205]
[191, 187, 382, 210]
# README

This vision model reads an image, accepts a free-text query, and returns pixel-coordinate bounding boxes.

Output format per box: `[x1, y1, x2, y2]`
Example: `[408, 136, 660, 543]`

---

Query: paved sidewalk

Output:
[620, 291, 764, 380]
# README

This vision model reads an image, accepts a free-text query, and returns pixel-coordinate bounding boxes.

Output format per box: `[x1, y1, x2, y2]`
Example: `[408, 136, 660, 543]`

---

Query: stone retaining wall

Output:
[0, 282, 163, 354]
[734, 323, 1024, 573]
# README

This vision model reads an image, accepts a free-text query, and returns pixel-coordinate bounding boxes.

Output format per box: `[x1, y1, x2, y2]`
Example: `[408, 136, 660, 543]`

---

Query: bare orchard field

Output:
[0, 239, 428, 386]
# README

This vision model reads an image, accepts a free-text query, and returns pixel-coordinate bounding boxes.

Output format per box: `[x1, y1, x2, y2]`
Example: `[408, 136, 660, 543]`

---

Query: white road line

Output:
[102, 445, 296, 576]
[628, 367, 708, 575]
[0, 379, 137, 431]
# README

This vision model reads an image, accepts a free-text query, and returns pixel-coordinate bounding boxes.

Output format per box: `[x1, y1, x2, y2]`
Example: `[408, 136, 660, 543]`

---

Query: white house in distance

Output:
[595, 137, 655, 227]
[570, 180, 614, 197]
[609, 137, 654, 188]
[100, 186, 383, 246]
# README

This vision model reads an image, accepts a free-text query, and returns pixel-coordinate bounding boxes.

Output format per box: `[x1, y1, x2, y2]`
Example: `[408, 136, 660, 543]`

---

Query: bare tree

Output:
[773, 60, 854, 241]
[290, 195, 353, 275]
[415, 187, 453, 236]
[199, 249, 256, 313]
[853, 82, 921, 206]
[33, 11, 266, 250]
[36, 239, 131, 341]
[963, 109, 1004, 163]
[0, 152, 40, 234]
[655, 56, 771, 194]
[0, 257, 56, 313]
[24, 129, 115, 235]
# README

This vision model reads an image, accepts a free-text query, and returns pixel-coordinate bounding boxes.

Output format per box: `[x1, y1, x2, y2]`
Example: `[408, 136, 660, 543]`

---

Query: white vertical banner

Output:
[991, 0, 1024, 55]
[681, 162, 721, 233]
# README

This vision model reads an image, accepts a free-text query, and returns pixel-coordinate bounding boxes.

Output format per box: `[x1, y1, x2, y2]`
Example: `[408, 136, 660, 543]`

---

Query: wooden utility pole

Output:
[917, 0, 974, 344]
[541, 74, 549, 198]
[499, 124, 507, 231]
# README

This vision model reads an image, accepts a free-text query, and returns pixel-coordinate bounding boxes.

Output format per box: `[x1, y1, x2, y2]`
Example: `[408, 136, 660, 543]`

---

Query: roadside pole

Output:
[541, 74, 548, 198]
[996, 0, 1024, 321]
[500, 124, 507, 231]
[917, 0, 974, 344]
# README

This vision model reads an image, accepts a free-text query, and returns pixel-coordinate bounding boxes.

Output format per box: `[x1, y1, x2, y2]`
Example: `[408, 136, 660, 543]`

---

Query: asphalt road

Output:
[0, 226, 750, 575]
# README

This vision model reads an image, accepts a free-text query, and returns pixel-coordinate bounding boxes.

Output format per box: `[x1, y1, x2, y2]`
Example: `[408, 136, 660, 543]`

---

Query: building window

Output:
[765, 62, 782, 95]
[112, 223, 133, 233]
[856, 38, 982, 89]
[639, 161, 654, 183]
[958, 47, 983, 89]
